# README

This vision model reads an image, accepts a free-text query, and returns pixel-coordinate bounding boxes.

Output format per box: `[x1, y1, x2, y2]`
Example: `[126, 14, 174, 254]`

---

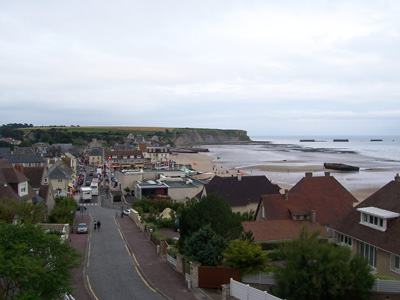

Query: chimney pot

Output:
[325, 172, 330, 177]
[284, 189, 289, 201]
[395, 173, 400, 182]
[305, 172, 313, 178]
[311, 210, 316, 223]
[237, 173, 242, 181]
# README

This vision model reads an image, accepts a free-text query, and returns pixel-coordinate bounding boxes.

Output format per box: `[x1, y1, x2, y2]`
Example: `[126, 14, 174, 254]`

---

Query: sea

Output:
[203, 136, 400, 194]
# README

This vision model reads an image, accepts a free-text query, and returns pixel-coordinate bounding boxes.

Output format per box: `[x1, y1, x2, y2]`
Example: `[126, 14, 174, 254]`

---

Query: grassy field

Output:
[26, 126, 175, 133]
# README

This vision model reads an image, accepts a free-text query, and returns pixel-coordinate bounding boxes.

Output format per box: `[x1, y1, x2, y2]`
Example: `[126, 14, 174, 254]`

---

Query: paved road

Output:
[85, 206, 165, 300]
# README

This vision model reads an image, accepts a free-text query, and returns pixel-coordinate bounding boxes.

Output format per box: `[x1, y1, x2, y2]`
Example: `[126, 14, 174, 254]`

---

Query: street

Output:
[83, 205, 165, 300]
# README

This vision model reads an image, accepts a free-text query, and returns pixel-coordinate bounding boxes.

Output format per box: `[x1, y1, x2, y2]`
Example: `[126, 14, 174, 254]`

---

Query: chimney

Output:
[237, 173, 242, 181]
[311, 210, 316, 223]
[305, 172, 313, 178]
[395, 173, 400, 182]
[325, 172, 330, 177]
[284, 189, 289, 201]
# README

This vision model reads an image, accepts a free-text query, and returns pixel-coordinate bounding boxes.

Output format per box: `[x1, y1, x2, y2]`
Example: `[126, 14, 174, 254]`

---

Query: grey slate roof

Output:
[202, 175, 281, 207]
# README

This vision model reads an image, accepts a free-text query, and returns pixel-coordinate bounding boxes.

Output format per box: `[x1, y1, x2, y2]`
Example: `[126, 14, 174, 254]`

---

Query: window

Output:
[340, 234, 353, 248]
[58, 179, 63, 183]
[20, 182, 27, 194]
[360, 242, 377, 268]
[44, 177, 48, 184]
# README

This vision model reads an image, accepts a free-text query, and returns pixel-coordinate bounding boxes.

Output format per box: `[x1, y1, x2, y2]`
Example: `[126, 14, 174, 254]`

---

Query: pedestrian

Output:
[97, 220, 101, 231]
[93, 221, 97, 231]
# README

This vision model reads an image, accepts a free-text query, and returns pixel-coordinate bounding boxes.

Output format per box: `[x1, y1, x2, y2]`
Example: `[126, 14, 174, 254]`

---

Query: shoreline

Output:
[172, 152, 379, 202]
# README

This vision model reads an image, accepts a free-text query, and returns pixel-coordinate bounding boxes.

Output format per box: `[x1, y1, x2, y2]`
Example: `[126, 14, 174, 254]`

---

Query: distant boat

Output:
[370, 139, 383, 142]
[300, 139, 315, 142]
[333, 139, 349, 142]
[324, 163, 360, 172]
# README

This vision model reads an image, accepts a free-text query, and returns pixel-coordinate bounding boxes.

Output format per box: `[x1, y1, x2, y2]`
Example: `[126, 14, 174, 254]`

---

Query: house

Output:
[146, 146, 170, 163]
[329, 174, 400, 279]
[48, 160, 74, 197]
[197, 174, 281, 214]
[254, 172, 358, 226]
[0, 159, 40, 205]
[2, 149, 46, 167]
[88, 147, 103, 167]
[242, 219, 330, 243]
[22, 166, 56, 212]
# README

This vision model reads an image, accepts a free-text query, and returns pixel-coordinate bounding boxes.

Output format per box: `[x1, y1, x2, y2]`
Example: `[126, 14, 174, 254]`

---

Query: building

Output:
[88, 147, 103, 167]
[21, 166, 56, 212]
[105, 149, 150, 169]
[242, 219, 330, 243]
[254, 172, 357, 227]
[198, 174, 281, 214]
[0, 159, 40, 205]
[48, 160, 74, 197]
[115, 169, 204, 202]
[329, 174, 400, 279]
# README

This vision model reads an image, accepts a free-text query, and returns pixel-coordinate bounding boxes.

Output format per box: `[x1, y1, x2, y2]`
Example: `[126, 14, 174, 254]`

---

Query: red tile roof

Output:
[257, 174, 357, 226]
[242, 219, 330, 242]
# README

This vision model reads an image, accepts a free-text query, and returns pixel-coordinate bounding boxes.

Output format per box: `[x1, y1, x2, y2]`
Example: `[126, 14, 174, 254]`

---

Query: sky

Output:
[1, 0, 400, 137]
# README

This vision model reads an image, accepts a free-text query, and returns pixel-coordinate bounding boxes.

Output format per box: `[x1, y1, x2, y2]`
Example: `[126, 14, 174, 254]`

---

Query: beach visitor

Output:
[93, 221, 97, 231]
[97, 220, 101, 231]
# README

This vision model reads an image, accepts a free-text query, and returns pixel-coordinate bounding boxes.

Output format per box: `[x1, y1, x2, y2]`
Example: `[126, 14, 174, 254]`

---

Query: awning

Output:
[136, 164, 144, 167]
[122, 164, 131, 167]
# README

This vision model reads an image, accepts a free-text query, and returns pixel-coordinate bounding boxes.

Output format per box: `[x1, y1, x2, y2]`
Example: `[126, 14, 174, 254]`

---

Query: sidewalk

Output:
[117, 216, 219, 300]
[69, 213, 92, 300]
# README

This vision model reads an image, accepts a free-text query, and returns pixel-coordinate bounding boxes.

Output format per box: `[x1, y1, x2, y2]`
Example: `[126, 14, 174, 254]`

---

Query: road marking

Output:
[118, 227, 124, 240]
[86, 275, 100, 300]
[125, 244, 131, 256]
[87, 241, 91, 268]
[135, 266, 157, 293]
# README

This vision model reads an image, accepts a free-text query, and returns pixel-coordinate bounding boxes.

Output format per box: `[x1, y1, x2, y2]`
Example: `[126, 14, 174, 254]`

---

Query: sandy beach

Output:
[172, 151, 380, 202]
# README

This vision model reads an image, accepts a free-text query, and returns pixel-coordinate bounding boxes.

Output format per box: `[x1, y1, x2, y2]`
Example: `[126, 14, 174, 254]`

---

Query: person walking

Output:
[97, 220, 101, 231]
[93, 221, 97, 231]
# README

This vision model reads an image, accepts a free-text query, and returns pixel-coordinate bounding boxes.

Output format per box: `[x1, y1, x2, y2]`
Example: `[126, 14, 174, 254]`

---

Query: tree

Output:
[48, 196, 77, 226]
[275, 225, 374, 300]
[223, 239, 272, 275]
[184, 225, 228, 266]
[0, 221, 81, 299]
[0, 197, 18, 223]
[179, 193, 243, 245]
[0, 197, 47, 224]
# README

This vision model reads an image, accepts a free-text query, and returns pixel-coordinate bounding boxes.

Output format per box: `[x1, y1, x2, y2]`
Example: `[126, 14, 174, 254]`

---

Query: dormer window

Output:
[357, 207, 400, 232]
[19, 182, 28, 196]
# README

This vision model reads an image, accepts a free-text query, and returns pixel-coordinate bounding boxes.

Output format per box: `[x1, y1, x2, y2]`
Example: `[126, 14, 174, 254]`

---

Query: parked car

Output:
[77, 223, 88, 234]
[122, 209, 132, 216]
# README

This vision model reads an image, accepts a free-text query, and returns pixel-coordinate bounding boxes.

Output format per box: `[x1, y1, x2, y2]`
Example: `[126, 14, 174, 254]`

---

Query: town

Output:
[0, 125, 399, 300]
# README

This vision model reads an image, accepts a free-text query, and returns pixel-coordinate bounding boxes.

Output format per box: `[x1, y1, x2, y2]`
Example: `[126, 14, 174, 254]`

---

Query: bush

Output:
[167, 247, 180, 259]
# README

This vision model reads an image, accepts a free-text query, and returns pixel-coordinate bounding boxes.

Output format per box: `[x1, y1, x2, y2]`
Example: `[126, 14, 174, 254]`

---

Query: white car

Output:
[123, 209, 132, 216]
[77, 223, 88, 234]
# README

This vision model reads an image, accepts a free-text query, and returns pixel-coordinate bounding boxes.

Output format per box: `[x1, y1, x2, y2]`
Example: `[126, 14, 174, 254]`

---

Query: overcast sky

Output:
[1, 1, 400, 137]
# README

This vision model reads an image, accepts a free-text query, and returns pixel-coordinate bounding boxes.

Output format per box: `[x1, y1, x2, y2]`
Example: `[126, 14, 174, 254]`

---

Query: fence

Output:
[230, 278, 283, 300]
[370, 279, 400, 293]
[167, 254, 177, 268]
[242, 272, 400, 294]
